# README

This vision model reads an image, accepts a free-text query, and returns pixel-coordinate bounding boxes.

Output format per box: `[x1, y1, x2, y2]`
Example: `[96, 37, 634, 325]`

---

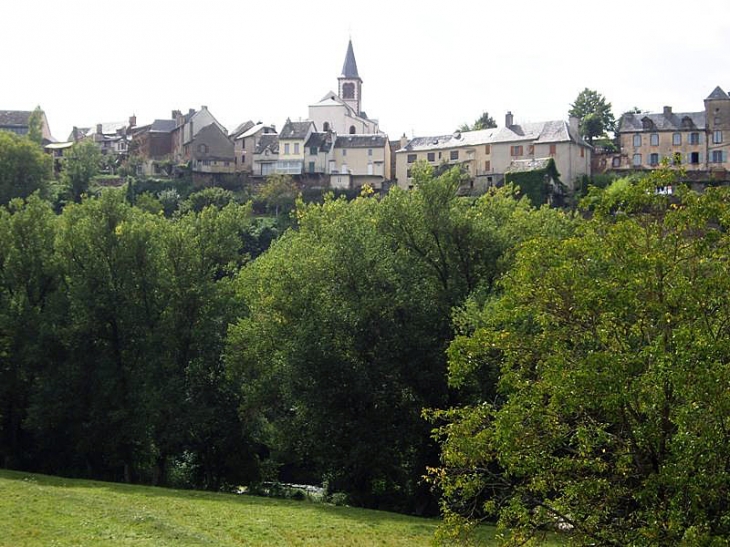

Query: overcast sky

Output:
[4, 0, 730, 141]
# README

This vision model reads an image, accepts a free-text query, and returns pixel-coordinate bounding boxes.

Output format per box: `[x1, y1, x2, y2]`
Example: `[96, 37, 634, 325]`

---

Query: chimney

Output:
[96, 123, 103, 135]
[129, 114, 136, 128]
[189, 108, 195, 116]
[400, 133, 409, 149]
[569, 116, 580, 133]
[172, 110, 181, 119]
[72, 126, 79, 142]
[663, 106, 672, 115]
[505, 111, 514, 127]
[201, 105, 208, 110]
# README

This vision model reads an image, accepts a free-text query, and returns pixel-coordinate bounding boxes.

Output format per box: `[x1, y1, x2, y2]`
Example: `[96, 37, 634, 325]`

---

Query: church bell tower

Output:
[338, 39, 363, 115]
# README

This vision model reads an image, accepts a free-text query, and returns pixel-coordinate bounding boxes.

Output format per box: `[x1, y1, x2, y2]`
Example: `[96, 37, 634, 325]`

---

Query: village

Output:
[2, 39, 730, 204]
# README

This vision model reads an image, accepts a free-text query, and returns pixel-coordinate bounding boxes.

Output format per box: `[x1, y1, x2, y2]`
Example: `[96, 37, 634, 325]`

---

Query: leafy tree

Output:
[0, 132, 52, 205]
[27, 107, 44, 145]
[61, 140, 101, 202]
[258, 174, 297, 218]
[431, 167, 730, 545]
[458, 111, 497, 132]
[181, 187, 235, 213]
[569, 88, 616, 144]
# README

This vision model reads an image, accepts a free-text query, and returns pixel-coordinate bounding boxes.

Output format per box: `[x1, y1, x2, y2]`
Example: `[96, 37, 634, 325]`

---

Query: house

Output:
[308, 40, 381, 136]
[170, 106, 227, 163]
[276, 119, 315, 175]
[71, 116, 137, 157]
[615, 86, 730, 175]
[129, 118, 176, 176]
[0, 109, 55, 143]
[233, 122, 277, 173]
[252, 133, 279, 177]
[396, 112, 592, 194]
[330, 134, 390, 190]
[190, 123, 235, 174]
[43, 141, 75, 175]
[303, 131, 335, 175]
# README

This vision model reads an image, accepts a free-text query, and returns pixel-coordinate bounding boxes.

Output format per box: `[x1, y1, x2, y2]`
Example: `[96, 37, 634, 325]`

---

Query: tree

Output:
[27, 107, 44, 145]
[258, 174, 297, 218]
[431, 168, 730, 545]
[458, 111, 497, 132]
[569, 88, 616, 145]
[61, 140, 101, 202]
[0, 132, 52, 205]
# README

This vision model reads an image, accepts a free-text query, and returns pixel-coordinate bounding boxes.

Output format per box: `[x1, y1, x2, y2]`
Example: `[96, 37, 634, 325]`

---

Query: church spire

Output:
[341, 39, 360, 79]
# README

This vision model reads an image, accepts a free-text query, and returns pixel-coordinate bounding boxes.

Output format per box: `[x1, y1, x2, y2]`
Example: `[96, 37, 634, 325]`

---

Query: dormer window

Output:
[641, 117, 654, 130]
[197, 143, 208, 154]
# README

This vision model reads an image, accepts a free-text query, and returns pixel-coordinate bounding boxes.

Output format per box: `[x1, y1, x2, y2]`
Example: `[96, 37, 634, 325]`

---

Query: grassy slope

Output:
[1, 469, 500, 546]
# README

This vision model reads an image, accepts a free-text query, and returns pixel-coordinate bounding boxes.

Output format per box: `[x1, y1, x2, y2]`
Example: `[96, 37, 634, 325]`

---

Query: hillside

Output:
[0, 470, 497, 546]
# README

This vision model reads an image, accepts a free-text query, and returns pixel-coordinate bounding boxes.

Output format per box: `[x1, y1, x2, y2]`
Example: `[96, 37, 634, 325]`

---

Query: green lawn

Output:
[1, 469, 504, 546]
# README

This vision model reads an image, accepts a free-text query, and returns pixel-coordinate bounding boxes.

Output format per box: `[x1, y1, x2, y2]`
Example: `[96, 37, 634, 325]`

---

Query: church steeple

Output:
[338, 39, 363, 115]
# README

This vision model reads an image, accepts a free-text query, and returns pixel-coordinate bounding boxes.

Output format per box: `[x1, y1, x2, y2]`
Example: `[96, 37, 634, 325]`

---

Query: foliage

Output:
[431, 167, 730, 545]
[503, 158, 563, 207]
[61, 140, 102, 202]
[27, 106, 44, 145]
[569, 88, 616, 144]
[258, 173, 298, 217]
[0, 131, 52, 205]
[181, 187, 236, 213]
[458, 111, 498, 132]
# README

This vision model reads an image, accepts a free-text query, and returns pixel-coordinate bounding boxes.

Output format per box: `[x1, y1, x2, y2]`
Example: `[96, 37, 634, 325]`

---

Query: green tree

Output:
[61, 140, 101, 202]
[432, 168, 730, 545]
[569, 88, 616, 145]
[27, 106, 44, 145]
[258, 174, 297, 218]
[0, 132, 52, 205]
[457, 111, 497, 132]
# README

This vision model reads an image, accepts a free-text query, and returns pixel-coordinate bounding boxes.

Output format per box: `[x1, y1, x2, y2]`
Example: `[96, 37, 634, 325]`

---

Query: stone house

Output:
[330, 134, 390, 190]
[190, 123, 235, 174]
[252, 134, 279, 177]
[0, 109, 55, 143]
[276, 119, 315, 175]
[233, 122, 277, 173]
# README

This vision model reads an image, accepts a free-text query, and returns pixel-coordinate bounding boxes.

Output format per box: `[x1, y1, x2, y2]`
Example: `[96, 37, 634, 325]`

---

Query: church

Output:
[308, 40, 382, 136]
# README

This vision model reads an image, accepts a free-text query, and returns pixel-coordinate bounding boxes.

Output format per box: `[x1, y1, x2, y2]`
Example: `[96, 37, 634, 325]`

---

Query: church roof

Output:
[340, 39, 360, 80]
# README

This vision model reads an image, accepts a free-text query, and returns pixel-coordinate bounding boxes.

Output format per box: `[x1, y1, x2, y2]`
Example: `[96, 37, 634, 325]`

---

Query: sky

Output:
[3, 0, 730, 142]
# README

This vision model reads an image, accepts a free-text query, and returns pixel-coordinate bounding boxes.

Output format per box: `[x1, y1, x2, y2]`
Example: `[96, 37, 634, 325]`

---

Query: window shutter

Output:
[699, 133, 704, 144]
[724, 150, 728, 163]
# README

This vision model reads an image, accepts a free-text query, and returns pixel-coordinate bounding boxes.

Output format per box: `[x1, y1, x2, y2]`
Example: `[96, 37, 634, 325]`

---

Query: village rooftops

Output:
[235, 122, 276, 140]
[619, 111, 706, 132]
[255, 133, 279, 155]
[279, 119, 313, 140]
[334, 134, 387, 148]
[150, 119, 177, 133]
[706, 86, 730, 101]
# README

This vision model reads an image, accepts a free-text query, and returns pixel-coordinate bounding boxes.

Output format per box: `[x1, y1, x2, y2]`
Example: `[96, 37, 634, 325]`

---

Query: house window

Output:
[294, 143, 299, 154]
[712, 150, 725, 163]
[549, 144, 556, 155]
[690, 132, 700, 145]
[612, 157, 621, 167]
[197, 143, 208, 154]
[323, 122, 330, 132]
[368, 148, 373, 156]
[650, 153, 659, 165]
[427, 152, 435, 162]
[406, 169, 412, 178]
[311, 147, 318, 155]
[528, 145, 534, 155]
[349, 126, 356, 134]
[407, 154, 417, 163]
[690, 152, 700, 164]
[284, 143, 290, 154]
[650, 133, 659, 146]
[714, 131, 723, 144]
[633, 134, 642, 147]
[633, 153, 642, 166]
[450, 150, 459, 160]
[672, 133, 681, 145]
[484, 144, 491, 154]
[511, 145, 523, 156]
[342, 149, 347, 156]
[484, 160, 491, 171]
[580, 148, 585, 158]
[309, 161, 315, 173]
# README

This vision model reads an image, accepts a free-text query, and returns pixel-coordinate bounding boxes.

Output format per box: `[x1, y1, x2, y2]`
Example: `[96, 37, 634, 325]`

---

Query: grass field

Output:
[1, 469, 498, 546]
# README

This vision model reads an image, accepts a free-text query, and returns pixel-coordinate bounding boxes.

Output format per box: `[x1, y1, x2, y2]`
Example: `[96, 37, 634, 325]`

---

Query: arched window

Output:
[349, 125, 356, 134]
[323, 122, 330, 132]
[342, 83, 355, 99]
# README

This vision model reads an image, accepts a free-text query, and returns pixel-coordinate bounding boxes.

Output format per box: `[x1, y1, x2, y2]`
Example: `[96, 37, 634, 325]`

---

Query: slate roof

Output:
[150, 119, 176, 133]
[255, 133, 279, 155]
[280, 119, 312, 139]
[706, 86, 730, 101]
[334, 134, 387, 148]
[340, 40, 360, 79]
[0, 110, 31, 127]
[236, 122, 276, 140]
[230, 120, 255, 139]
[305, 131, 334, 152]
[619, 111, 706, 132]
